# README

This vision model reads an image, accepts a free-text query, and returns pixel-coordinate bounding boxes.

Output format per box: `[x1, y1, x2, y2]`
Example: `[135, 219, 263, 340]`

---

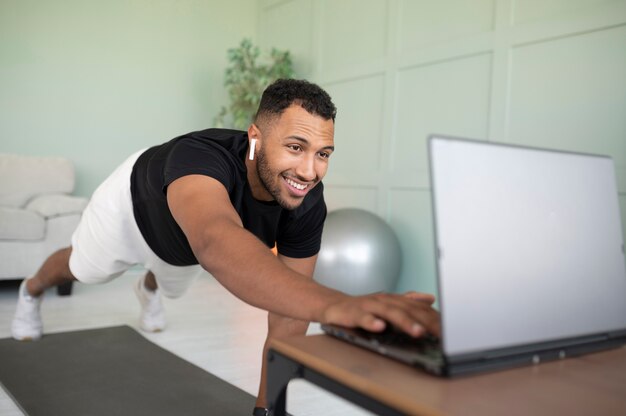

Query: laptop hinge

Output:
[608, 329, 626, 339]
[449, 333, 613, 363]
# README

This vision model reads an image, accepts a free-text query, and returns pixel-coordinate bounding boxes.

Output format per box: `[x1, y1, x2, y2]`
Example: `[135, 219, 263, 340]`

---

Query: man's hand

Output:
[322, 291, 441, 337]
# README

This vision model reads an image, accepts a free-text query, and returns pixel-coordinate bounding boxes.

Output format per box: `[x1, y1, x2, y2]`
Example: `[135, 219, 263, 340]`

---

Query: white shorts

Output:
[69, 149, 203, 298]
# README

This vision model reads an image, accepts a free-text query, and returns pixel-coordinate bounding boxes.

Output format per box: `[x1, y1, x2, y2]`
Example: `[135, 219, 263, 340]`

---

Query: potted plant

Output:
[214, 39, 295, 130]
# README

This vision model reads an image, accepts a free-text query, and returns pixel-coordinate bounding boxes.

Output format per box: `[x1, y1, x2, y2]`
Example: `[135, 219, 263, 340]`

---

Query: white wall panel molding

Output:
[510, 1, 626, 46]
[323, 185, 379, 213]
[322, 173, 381, 188]
[511, 0, 625, 26]
[256, 0, 626, 292]
[387, 189, 438, 295]
[397, 0, 496, 53]
[391, 53, 492, 189]
[396, 32, 495, 72]
[318, 0, 389, 74]
[322, 74, 387, 188]
[258, 0, 315, 78]
[325, 184, 378, 191]
[260, 0, 293, 8]
[506, 24, 626, 193]
[377, 0, 403, 216]
[316, 66, 387, 88]
[388, 183, 432, 192]
[487, 0, 514, 142]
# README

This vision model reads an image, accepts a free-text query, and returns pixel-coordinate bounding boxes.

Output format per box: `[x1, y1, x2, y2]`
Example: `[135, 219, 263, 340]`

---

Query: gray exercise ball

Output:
[314, 208, 402, 295]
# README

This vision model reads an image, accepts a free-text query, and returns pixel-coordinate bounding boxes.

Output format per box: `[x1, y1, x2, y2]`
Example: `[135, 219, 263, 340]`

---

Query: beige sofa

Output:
[0, 153, 88, 295]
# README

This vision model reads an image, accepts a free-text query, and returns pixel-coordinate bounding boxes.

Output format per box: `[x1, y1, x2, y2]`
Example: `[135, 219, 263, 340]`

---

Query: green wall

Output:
[258, 0, 626, 295]
[0, 0, 257, 196]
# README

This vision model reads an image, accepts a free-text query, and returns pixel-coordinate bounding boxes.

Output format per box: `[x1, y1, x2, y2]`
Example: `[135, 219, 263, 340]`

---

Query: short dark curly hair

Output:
[254, 79, 337, 127]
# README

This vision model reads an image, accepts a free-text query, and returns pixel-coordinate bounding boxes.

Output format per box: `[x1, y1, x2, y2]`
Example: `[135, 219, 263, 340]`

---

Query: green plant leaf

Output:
[214, 38, 295, 129]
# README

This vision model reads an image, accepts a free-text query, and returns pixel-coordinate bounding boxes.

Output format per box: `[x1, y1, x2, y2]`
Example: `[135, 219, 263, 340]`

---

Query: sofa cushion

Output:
[0, 207, 45, 240]
[26, 194, 89, 218]
[0, 154, 75, 208]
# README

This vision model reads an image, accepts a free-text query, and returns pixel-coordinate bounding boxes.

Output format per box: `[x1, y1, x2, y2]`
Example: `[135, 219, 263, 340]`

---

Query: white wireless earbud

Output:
[249, 138, 257, 161]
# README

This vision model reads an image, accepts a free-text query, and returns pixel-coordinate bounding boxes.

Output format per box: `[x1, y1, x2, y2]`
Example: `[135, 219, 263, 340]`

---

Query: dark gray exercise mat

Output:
[0, 325, 256, 416]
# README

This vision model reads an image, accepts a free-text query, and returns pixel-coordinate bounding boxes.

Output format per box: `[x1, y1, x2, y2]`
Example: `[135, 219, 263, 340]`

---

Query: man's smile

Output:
[282, 175, 312, 197]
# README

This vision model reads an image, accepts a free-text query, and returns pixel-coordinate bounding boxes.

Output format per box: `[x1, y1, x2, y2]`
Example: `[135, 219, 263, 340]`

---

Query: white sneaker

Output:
[134, 275, 166, 332]
[11, 279, 43, 341]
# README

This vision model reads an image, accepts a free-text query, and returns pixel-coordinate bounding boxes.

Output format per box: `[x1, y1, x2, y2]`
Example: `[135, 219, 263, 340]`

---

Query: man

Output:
[11, 79, 440, 414]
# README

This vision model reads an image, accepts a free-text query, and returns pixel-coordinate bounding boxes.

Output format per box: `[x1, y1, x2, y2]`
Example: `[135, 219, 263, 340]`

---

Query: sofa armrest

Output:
[0, 206, 46, 240]
[0, 153, 75, 208]
[25, 194, 89, 218]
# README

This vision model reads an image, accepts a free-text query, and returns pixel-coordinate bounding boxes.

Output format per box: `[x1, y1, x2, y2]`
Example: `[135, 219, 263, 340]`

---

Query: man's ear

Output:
[247, 124, 262, 161]
[247, 124, 262, 147]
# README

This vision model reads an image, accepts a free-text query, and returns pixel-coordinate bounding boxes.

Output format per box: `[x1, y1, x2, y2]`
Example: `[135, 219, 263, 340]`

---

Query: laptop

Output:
[322, 134, 626, 376]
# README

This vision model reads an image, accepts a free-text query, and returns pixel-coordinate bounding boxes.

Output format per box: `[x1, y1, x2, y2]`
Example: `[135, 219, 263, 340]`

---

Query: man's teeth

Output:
[286, 178, 307, 190]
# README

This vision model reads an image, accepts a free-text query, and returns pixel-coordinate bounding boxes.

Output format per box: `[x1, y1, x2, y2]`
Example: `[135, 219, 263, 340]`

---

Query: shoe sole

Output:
[13, 335, 41, 341]
[140, 326, 165, 333]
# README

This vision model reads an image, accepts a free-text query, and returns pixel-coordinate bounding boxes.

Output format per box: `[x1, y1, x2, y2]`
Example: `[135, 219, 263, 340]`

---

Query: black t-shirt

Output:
[130, 128, 327, 266]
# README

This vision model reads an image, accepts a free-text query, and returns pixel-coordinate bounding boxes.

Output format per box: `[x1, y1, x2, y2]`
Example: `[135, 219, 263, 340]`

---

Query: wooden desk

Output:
[266, 334, 626, 416]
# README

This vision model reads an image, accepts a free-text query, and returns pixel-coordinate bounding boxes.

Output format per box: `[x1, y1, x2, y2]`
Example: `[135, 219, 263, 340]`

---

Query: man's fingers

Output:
[322, 293, 441, 338]
[360, 295, 440, 337]
[358, 313, 386, 332]
[402, 291, 436, 305]
[377, 295, 440, 337]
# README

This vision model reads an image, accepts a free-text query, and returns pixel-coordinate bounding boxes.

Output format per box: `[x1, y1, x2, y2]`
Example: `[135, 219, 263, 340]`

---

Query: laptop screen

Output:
[429, 136, 626, 356]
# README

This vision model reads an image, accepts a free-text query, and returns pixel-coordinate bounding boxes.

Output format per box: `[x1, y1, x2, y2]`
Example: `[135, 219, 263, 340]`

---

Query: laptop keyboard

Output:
[353, 327, 441, 357]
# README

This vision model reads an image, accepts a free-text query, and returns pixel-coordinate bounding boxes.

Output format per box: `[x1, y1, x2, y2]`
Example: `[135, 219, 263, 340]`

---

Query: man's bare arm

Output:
[167, 174, 440, 336]
[167, 174, 343, 321]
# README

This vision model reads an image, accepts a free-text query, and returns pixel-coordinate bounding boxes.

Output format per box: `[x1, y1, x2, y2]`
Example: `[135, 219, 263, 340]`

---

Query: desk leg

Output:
[266, 348, 302, 416]
[266, 348, 406, 416]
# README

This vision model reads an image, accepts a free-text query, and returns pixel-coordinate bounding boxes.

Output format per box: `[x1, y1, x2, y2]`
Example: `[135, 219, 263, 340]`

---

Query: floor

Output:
[0, 271, 374, 416]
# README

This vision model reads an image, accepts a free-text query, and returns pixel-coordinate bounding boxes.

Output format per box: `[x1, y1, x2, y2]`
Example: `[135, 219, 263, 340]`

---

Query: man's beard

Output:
[256, 149, 301, 210]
